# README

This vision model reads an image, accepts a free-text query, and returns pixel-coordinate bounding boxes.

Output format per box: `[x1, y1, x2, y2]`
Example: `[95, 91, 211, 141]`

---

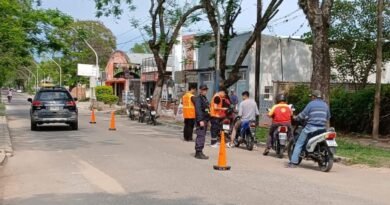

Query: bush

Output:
[99, 94, 118, 106]
[96, 86, 113, 101]
[287, 84, 390, 135]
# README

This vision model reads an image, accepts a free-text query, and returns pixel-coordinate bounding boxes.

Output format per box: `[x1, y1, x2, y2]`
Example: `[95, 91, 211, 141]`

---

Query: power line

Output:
[290, 21, 307, 37]
[270, 14, 303, 27]
[270, 8, 300, 23]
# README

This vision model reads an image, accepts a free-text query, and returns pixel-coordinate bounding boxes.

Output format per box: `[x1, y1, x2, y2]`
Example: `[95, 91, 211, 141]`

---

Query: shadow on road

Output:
[3, 191, 232, 205]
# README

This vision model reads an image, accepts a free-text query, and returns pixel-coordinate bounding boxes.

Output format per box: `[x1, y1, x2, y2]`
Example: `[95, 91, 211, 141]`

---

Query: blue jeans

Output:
[291, 125, 324, 164]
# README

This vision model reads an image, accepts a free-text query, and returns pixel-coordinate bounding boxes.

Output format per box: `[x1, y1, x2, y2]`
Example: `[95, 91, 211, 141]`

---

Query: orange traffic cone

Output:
[90, 109, 96, 124]
[108, 111, 116, 131]
[213, 131, 231, 171]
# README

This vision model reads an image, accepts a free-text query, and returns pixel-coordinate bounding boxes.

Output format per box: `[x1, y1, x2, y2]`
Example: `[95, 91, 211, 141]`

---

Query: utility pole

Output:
[211, 0, 221, 92]
[255, 0, 262, 109]
[372, 0, 384, 139]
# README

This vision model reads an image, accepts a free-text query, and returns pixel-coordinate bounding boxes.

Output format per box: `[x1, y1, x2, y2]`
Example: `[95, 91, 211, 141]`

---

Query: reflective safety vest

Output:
[210, 93, 224, 118]
[182, 92, 195, 119]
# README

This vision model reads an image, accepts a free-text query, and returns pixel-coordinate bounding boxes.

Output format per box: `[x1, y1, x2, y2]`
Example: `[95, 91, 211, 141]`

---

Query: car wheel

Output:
[31, 120, 37, 131]
[71, 122, 78, 130]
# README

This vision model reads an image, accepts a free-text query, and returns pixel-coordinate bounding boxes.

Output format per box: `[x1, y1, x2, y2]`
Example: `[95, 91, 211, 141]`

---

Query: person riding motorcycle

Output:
[263, 94, 293, 155]
[286, 90, 331, 168]
[228, 91, 259, 147]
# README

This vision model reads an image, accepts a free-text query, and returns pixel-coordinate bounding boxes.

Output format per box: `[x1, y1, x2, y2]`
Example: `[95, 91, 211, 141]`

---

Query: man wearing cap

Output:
[182, 85, 197, 141]
[287, 90, 331, 168]
[194, 85, 211, 159]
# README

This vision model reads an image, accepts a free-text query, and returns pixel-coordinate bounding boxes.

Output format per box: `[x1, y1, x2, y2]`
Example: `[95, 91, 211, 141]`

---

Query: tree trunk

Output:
[372, 0, 384, 139]
[299, 0, 333, 103]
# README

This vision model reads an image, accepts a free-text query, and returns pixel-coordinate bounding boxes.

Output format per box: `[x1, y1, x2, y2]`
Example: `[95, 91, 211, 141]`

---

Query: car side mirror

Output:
[27, 98, 32, 103]
[73, 97, 78, 101]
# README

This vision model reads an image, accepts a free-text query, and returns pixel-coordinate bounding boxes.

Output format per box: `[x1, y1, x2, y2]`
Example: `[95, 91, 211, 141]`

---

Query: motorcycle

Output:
[287, 119, 337, 172]
[126, 100, 140, 121]
[138, 101, 148, 123]
[233, 118, 256, 151]
[271, 125, 290, 158]
[145, 104, 158, 126]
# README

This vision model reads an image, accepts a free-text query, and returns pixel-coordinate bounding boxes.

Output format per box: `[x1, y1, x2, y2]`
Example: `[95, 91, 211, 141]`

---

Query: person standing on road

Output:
[287, 90, 331, 168]
[209, 90, 228, 147]
[230, 90, 238, 109]
[7, 89, 13, 103]
[194, 85, 210, 160]
[182, 85, 197, 141]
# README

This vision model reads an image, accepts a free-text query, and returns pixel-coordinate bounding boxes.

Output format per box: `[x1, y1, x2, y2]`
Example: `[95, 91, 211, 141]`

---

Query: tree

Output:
[373, 0, 385, 138]
[0, 0, 74, 87]
[130, 42, 151, 53]
[299, 0, 333, 102]
[201, 0, 283, 89]
[326, 0, 390, 88]
[95, 0, 203, 109]
[37, 20, 117, 88]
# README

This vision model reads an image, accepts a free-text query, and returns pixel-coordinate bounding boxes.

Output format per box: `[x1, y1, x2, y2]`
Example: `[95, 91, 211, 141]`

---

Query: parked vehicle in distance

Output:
[28, 87, 78, 131]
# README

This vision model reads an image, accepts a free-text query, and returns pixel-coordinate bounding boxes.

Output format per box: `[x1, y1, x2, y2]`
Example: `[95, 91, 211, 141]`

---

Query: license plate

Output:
[279, 133, 287, 140]
[49, 106, 60, 111]
[151, 111, 156, 115]
[222, 124, 230, 130]
[326, 140, 338, 147]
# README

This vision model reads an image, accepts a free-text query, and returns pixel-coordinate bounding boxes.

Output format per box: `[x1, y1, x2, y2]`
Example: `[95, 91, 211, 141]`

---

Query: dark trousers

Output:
[183, 118, 195, 141]
[266, 122, 292, 148]
[210, 117, 221, 144]
[195, 123, 208, 152]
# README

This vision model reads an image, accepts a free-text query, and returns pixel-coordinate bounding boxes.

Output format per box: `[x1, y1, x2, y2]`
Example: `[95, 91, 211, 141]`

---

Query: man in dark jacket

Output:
[194, 84, 210, 159]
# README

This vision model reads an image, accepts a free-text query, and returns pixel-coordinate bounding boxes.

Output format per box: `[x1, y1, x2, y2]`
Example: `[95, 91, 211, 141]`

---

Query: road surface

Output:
[1, 93, 389, 205]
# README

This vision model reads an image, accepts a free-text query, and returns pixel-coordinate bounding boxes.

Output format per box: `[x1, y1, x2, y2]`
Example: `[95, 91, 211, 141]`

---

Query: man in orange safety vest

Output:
[182, 85, 197, 141]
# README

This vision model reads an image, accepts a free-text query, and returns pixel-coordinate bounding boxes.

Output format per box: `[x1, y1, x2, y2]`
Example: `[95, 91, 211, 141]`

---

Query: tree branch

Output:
[201, 0, 219, 40]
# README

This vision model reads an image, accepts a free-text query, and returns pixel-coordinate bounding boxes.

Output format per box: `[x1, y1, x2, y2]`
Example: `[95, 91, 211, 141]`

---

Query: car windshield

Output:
[37, 91, 71, 101]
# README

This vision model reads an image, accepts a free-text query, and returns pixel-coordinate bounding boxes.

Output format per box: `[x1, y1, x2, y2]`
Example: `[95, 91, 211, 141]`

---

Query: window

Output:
[264, 86, 273, 101]
[239, 71, 246, 80]
[201, 73, 212, 82]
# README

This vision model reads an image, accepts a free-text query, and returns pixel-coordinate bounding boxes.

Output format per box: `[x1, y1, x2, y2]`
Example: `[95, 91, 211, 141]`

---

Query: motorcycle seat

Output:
[307, 129, 327, 139]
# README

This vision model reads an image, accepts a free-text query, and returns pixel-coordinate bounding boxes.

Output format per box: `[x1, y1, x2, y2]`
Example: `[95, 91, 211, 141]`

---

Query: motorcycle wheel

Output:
[245, 134, 254, 151]
[287, 140, 302, 165]
[318, 146, 334, 172]
[278, 145, 285, 159]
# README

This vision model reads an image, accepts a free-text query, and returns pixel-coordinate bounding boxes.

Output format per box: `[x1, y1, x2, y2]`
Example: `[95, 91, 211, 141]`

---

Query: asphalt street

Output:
[1, 93, 390, 205]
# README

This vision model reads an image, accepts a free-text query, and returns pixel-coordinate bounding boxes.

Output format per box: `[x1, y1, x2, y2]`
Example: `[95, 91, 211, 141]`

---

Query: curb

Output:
[0, 116, 13, 165]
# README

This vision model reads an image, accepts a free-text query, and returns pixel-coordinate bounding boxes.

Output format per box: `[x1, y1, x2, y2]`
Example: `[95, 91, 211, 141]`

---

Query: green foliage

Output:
[96, 86, 113, 99]
[287, 84, 390, 135]
[99, 94, 119, 106]
[303, 0, 390, 85]
[130, 42, 151, 53]
[286, 84, 311, 113]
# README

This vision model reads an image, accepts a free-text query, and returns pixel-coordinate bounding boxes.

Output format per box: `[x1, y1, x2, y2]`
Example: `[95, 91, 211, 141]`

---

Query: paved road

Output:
[1, 93, 390, 205]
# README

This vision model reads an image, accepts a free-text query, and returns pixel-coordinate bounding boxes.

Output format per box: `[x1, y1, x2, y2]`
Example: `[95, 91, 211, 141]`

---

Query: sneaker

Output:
[226, 142, 234, 148]
[195, 152, 209, 160]
[263, 148, 270, 156]
[285, 162, 298, 168]
[210, 143, 220, 148]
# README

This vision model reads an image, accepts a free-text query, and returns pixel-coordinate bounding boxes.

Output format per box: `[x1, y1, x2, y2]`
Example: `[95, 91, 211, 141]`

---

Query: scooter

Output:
[287, 119, 337, 172]
[145, 104, 158, 126]
[233, 118, 257, 151]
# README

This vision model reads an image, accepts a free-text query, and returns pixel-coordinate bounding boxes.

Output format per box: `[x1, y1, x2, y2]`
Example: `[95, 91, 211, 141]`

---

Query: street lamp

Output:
[45, 55, 62, 87]
[70, 27, 99, 103]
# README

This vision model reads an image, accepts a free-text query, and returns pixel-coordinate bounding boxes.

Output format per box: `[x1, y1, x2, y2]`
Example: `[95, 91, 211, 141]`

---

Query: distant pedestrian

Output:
[230, 90, 238, 107]
[7, 89, 13, 103]
[182, 85, 197, 141]
[194, 84, 210, 160]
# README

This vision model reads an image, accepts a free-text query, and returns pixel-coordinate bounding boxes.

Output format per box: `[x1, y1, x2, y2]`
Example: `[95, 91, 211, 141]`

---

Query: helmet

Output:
[146, 98, 150, 101]
[276, 94, 286, 103]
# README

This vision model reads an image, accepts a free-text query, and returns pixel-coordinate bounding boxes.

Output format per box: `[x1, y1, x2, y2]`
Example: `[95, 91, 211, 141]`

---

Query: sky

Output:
[40, 0, 310, 52]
